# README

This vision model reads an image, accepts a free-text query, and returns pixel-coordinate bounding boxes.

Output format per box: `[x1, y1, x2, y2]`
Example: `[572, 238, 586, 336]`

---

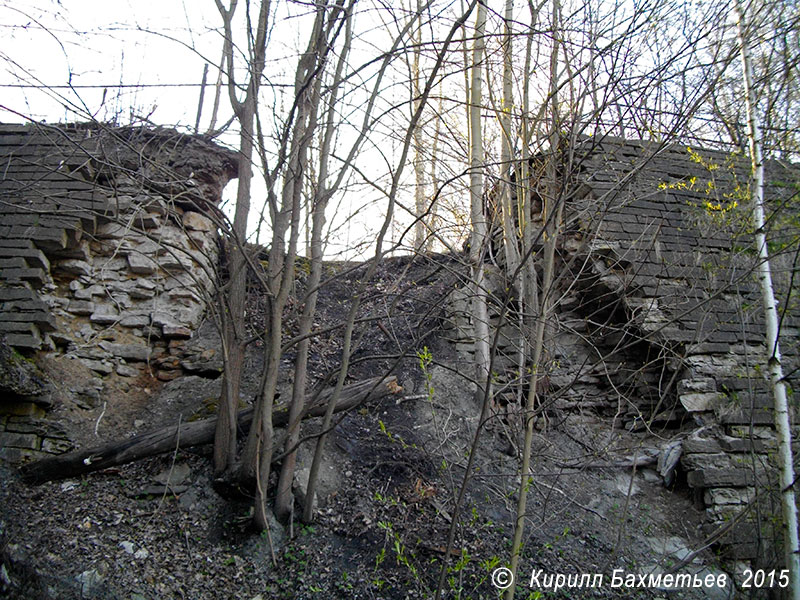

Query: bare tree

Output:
[213, 0, 270, 478]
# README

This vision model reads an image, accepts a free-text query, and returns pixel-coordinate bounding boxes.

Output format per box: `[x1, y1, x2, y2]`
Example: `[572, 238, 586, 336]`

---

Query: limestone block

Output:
[682, 437, 722, 453]
[99, 341, 151, 362]
[89, 304, 119, 325]
[0, 431, 40, 450]
[157, 228, 191, 251]
[183, 211, 214, 232]
[158, 251, 193, 271]
[720, 436, 774, 452]
[134, 212, 161, 229]
[138, 196, 168, 215]
[79, 358, 114, 375]
[729, 425, 774, 439]
[75, 346, 112, 360]
[98, 257, 129, 273]
[717, 405, 774, 426]
[119, 314, 150, 328]
[41, 438, 74, 454]
[681, 452, 735, 471]
[74, 284, 104, 300]
[110, 292, 132, 308]
[136, 240, 162, 256]
[677, 377, 716, 395]
[108, 195, 135, 213]
[96, 222, 131, 239]
[188, 230, 210, 249]
[162, 324, 192, 339]
[55, 259, 92, 277]
[156, 369, 181, 381]
[67, 300, 95, 316]
[687, 467, 765, 488]
[127, 253, 157, 275]
[680, 392, 725, 412]
[116, 364, 141, 377]
[704, 487, 755, 506]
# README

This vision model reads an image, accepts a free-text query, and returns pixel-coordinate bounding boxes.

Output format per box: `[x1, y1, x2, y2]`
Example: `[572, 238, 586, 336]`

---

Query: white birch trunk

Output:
[736, 3, 800, 596]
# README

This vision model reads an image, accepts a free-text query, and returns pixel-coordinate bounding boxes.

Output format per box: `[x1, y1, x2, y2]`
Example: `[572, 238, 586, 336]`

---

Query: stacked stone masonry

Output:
[0, 122, 236, 433]
[448, 136, 800, 561]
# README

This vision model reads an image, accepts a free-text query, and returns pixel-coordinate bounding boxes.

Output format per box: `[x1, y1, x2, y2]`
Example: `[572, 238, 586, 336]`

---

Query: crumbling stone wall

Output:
[450, 137, 800, 563]
[0, 122, 237, 456]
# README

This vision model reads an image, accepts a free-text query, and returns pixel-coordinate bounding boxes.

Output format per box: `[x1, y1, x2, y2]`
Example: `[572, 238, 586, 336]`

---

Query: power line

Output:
[0, 83, 205, 89]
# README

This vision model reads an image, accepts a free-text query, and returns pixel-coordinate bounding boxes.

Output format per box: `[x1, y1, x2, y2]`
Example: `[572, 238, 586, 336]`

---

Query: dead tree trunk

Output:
[20, 376, 397, 485]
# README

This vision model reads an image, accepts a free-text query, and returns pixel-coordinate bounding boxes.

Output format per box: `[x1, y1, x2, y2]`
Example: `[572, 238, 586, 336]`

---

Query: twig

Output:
[535, 479, 607, 521]
[94, 402, 107, 437]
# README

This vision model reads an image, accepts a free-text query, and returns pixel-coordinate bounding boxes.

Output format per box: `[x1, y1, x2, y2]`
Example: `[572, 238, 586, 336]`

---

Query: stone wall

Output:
[0, 122, 236, 454]
[455, 136, 800, 562]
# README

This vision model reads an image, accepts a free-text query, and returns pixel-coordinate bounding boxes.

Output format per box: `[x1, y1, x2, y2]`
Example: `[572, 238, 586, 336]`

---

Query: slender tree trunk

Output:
[212, 0, 271, 477]
[499, 0, 521, 280]
[412, 0, 426, 252]
[214, 95, 255, 476]
[426, 91, 443, 253]
[469, 0, 491, 406]
[736, 3, 800, 596]
[274, 2, 353, 523]
[506, 1, 561, 596]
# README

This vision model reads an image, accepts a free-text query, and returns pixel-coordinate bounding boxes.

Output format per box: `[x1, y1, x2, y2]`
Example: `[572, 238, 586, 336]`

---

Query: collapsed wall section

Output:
[448, 136, 800, 563]
[0, 122, 237, 459]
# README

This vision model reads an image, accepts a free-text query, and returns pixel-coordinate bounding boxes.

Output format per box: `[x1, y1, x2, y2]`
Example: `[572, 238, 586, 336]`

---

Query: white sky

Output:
[1, 1, 460, 258]
[1, 1, 224, 126]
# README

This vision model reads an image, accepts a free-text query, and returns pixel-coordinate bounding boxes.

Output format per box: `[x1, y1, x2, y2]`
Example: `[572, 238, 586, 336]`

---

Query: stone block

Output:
[67, 300, 95, 316]
[704, 487, 755, 506]
[0, 319, 40, 338]
[677, 377, 716, 395]
[1, 267, 46, 288]
[687, 468, 760, 488]
[90, 304, 119, 325]
[96, 222, 130, 239]
[127, 253, 157, 275]
[56, 239, 91, 261]
[183, 211, 214, 232]
[156, 369, 181, 381]
[99, 341, 151, 362]
[55, 259, 92, 277]
[135, 212, 161, 229]
[29, 227, 68, 251]
[116, 364, 140, 377]
[79, 358, 114, 375]
[680, 392, 724, 412]
[682, 437, 723, 454]
[729, 425, 774, 440]
[41, 437, 74, 454]
[129, 284, 156, 300]
[0, 287, 35, 302]
[74, 284, 104, 300]
[719, 409, 773, 426]
[0, 310, 56, 332]
[3, 332, 42, 350]
[0, 257, 27, 269]
[0, 431, 40, 450]
[719, 436, 774, 453]
[120, 314, 150, 328]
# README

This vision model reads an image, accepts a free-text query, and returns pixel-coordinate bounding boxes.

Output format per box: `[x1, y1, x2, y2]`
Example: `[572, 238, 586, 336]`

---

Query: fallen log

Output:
[19, 375, 398, 485]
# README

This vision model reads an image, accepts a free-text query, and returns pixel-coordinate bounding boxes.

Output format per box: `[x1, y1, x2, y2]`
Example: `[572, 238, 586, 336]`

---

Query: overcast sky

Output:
[0, 1, 238, 127]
